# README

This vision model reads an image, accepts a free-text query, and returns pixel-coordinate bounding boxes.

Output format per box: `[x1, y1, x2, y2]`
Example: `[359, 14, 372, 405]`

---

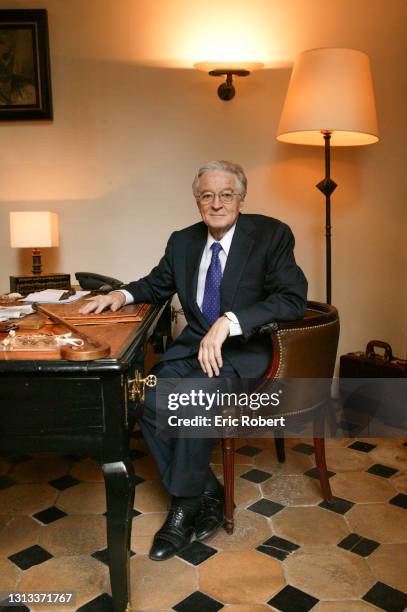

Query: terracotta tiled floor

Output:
[0, 436, 406, 611]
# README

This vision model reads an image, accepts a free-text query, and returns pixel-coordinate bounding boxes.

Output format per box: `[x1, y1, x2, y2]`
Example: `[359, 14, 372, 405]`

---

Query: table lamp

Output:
[9, 211, 70, 294]
[276, 47, 379, 304]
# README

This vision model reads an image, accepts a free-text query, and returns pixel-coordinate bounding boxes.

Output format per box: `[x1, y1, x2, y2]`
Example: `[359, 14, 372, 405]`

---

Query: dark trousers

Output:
[136, 355, 240, 497]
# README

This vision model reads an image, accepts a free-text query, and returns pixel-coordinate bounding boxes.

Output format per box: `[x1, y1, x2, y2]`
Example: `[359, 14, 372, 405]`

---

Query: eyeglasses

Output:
[197, 190, 241, 205]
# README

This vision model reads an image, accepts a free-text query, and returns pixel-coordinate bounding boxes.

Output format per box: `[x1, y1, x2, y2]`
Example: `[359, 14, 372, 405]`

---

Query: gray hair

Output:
[192, 160, 247, 199]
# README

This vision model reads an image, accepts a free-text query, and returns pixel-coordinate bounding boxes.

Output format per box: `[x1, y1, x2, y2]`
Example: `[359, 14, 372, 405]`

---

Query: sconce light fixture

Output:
[194, 61, 264, 101]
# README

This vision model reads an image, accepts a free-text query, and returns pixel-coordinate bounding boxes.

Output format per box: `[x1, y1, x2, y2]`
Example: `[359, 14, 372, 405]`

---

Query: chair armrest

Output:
[260, 301, 340, 380]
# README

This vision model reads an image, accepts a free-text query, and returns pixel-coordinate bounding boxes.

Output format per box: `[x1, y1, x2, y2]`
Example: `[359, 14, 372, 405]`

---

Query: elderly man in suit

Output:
[80, 160, 307, 560]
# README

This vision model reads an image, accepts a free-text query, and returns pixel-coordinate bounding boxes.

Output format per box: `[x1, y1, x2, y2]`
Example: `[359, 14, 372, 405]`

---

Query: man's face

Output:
[196, 170, 243, 239]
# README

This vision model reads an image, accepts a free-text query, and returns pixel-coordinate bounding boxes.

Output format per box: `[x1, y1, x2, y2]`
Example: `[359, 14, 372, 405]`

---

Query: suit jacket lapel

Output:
[221, 214, 255, 312]
[185, 223, 209, 329]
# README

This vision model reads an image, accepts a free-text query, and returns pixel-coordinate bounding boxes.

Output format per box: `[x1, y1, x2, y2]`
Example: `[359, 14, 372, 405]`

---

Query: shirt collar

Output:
[206, 223, 237, 256]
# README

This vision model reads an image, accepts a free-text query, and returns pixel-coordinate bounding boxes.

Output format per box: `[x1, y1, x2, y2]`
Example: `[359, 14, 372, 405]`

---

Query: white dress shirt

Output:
[118, 223, 242, 336]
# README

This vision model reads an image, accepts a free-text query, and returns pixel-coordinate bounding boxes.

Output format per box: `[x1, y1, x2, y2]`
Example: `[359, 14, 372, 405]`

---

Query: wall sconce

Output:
[194, 62, 264, 101]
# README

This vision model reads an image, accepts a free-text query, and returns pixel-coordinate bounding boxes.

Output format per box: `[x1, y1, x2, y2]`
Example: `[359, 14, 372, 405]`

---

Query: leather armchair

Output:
[222, 301, 340, 534]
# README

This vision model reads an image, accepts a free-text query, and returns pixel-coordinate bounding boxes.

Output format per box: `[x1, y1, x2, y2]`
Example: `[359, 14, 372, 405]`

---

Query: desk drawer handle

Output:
[128, 370, 157, 403]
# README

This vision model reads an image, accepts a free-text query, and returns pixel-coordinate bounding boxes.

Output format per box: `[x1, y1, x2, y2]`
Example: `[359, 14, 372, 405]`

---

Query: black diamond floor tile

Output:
[103, 509, 141, 519]
[0, 475, 17, 490]
[236, 444, 263, 457]
[247, 498, 285, 517]
[32, 506, 67, 525]
[48, 474, 81, 490]
[129, 448, 147, 460]
[268, 584, 319, 612]
[337, 532, 360, 550]
[389, 492, 407, 509]
[256, 544, 288, 561]
[8, 544, 53, 570]
[304, 467, 335, 479]
[133, 473, 145, 486]
[292, 443, 315, 455]
[240, 468, 272, 483]
[262, 535, 300, 553]
[319, 496, 354, 515]
[367, 464, 398, 478]
[337, 532, 380, 557]
[173, 590, 223, 612]
[352, 537, 380, 557]
[91, 547, 135, 567]
[177, 541, 217, 565]
[91, 548, 111, 566]
[77, 593, 114, 611]
[348, 441, 377, 452]
[362, 581, 407, 612]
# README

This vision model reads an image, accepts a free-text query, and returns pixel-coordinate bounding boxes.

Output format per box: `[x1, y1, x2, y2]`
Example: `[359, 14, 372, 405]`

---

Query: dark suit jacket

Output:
[123, 213, 307, 378]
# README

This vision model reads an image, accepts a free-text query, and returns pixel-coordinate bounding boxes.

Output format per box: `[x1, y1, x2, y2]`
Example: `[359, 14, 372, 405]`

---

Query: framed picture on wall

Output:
[0, 9, 53, 120]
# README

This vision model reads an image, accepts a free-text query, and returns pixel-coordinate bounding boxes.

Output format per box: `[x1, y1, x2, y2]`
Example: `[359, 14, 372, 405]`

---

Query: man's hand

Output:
[198, 315, 230, 378]
[78, 291, 125, 315]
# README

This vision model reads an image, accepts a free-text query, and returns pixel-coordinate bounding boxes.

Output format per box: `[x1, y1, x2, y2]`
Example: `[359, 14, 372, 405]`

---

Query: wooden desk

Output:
[0, 303, 166, 612]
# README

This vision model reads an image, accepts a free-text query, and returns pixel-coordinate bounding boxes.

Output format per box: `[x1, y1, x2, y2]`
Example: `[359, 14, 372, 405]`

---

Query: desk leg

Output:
[103, 459, 135, 612]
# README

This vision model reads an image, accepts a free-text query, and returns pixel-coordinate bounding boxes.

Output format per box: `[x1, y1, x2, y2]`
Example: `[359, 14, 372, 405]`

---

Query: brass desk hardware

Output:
[33, 303, 110, 361]
[128, 370, 157, 402]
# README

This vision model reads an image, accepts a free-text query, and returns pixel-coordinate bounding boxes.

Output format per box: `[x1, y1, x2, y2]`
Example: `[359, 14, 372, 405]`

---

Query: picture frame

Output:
[0, 9, 53, 121]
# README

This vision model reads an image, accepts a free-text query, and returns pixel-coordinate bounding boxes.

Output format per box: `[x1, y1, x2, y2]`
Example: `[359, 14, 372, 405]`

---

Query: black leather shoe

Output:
[149, 505, 196, 561]
[195, 488, 225, 541]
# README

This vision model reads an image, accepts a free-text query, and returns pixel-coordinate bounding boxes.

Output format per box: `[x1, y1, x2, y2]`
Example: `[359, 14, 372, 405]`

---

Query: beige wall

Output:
[1, 0, 406, 359]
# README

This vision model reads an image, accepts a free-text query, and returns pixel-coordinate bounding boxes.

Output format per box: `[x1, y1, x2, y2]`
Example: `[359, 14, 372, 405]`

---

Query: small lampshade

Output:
[277, 48, 379, 146]
[10, 212, 59, 248]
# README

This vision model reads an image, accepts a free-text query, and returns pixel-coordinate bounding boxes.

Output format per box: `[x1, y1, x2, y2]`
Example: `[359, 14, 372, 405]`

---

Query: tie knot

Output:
[211, 242, 222, 255]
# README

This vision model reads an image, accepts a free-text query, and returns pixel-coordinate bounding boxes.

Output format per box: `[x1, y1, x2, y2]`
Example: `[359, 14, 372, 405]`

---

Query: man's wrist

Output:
[113, 289, 133, 305]
[111, 291, 126, 307]
[223, 311, 243, 337]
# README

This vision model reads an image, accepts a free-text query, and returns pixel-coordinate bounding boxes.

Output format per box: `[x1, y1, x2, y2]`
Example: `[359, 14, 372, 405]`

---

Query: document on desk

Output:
[21, 289, 91, 304]
[42, 301, 150, 325]
[0, 304, 34, 322]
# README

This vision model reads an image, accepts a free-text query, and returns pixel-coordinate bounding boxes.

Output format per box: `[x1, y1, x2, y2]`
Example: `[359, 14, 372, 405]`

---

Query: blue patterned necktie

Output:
[202, 242, 223, 325]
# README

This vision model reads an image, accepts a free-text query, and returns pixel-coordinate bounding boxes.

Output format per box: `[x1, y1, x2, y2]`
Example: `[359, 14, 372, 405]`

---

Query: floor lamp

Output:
[276, 48, 379, 304]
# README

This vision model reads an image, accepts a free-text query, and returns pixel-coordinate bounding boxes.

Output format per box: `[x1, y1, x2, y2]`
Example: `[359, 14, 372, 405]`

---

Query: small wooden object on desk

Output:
[34, 304, 110, 360]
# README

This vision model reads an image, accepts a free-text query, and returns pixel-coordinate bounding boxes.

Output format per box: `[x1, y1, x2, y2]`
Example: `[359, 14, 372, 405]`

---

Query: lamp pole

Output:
[316, 130, 337, 304]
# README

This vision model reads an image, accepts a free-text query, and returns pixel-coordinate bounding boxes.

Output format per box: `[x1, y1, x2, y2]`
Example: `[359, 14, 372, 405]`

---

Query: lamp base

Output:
[10, 273, 71, 296]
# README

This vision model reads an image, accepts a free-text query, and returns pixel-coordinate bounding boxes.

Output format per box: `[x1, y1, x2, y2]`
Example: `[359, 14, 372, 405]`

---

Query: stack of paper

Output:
[0, 305, 34, 322]
[21, 289, 90, 304]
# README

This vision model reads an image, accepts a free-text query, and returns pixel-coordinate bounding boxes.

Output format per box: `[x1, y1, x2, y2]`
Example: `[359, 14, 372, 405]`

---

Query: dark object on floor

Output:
[339, 340, 407, 429]
[340, 340, 407, 378]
